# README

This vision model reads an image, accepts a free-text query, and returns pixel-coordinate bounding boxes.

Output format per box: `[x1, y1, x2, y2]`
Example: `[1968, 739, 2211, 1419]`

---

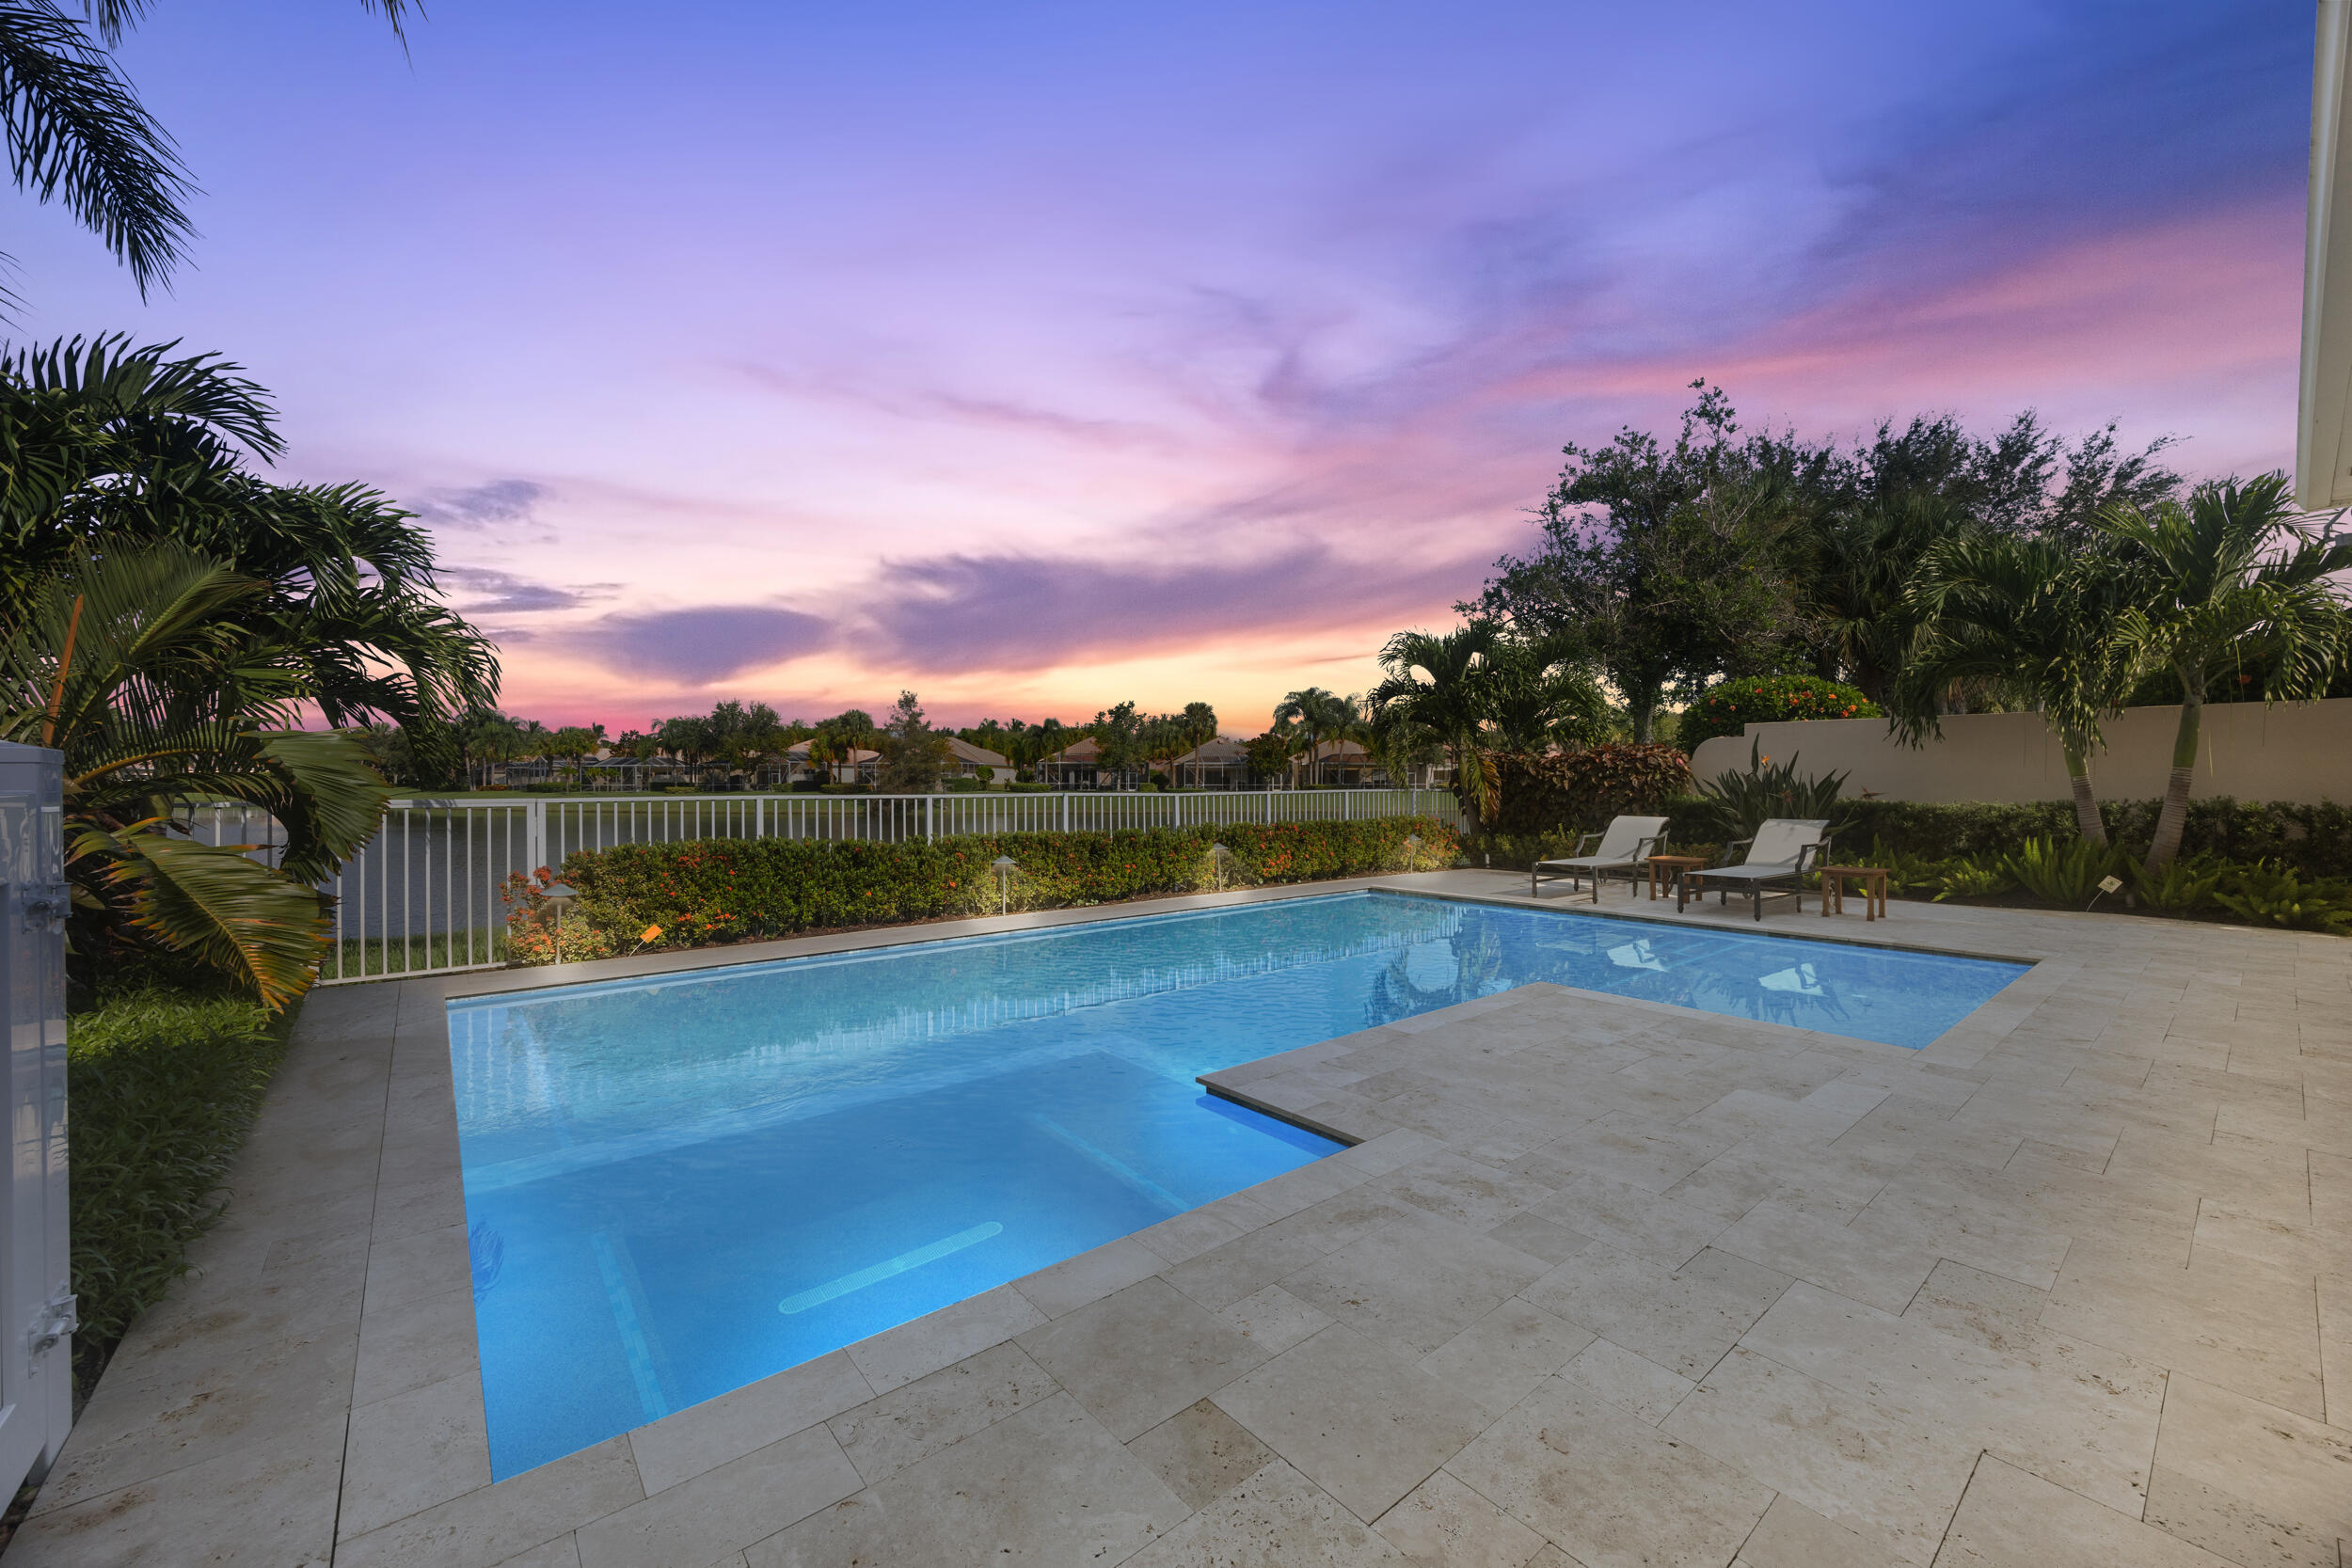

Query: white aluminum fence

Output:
[178, 788, 1455, 985]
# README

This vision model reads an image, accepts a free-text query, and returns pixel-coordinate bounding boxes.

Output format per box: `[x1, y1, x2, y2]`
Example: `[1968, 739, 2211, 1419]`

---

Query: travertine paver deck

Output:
[12, 870, 2350, 1567]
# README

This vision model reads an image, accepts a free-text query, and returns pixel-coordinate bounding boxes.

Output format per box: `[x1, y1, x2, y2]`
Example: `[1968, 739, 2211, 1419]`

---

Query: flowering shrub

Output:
[500, 868, 628, 964]
[1676, 675, 1880, 755]
[545, 816, 1460, 957]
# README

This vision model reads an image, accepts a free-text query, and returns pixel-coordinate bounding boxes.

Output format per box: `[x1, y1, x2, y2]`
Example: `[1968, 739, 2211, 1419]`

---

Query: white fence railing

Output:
[180, 788, 1455, 985]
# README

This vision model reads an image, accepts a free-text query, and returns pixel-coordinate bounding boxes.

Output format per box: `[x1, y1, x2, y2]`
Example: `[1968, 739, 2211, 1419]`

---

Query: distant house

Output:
[783, 741, 881, 785]
[944, 737, 1010, 781]
[1036, 736, 1103, 787]
[1169, 737, 1252, 788]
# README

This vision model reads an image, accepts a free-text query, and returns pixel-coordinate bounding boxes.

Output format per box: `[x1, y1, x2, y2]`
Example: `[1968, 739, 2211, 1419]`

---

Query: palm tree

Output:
[1895, 532, 2140, 846]
[0, 2, 410, 302]
[1, 338, 501, 751]
[1272, 687, 1357, 785]
[0, 544, 390, 1007]
[1367, 625, 1508, 824]
[1485, 631, 1610, 753]
[1179, 701, 1217, 787]
[2098, 474, 2352, 873]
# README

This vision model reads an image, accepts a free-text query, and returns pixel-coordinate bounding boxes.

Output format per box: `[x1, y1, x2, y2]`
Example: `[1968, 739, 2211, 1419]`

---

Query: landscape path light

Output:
[541, 880, 579, 962]
[1404, 834, 1421, 869]
[993, 855, 1017, 916]
[1210, 842, 1232, 893]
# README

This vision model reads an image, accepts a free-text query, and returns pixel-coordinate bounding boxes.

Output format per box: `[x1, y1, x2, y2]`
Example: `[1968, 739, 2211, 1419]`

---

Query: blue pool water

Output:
[448, 891, 2026, 1476]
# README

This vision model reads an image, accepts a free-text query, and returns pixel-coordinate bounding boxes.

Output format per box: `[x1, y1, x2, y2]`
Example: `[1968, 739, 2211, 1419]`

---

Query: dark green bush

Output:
[561, 816, 1462, 950]
[1643, 796, 2352, 879]
[1676, 674, 1881, 754]
[68, 973, 292, 1398]
[1489, 745, 1694, 836]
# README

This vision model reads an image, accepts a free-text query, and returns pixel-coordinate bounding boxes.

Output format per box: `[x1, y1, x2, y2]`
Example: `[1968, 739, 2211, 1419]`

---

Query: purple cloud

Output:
[860, 546, 1488, 672]
[562, 606, 835, 685]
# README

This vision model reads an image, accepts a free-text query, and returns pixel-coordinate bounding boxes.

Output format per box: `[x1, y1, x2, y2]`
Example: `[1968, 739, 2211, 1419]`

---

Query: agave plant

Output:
[0, 544, 390, 1007]
[1692, 740, 1851, 842]
[2001, 835, 2134, 906]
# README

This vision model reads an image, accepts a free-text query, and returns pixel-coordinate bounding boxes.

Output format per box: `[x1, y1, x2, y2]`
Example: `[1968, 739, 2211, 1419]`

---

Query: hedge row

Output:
[1488, 746, 1694, 836]
[1674, 674, 1882, 754]
[553, 816, 1461, 951]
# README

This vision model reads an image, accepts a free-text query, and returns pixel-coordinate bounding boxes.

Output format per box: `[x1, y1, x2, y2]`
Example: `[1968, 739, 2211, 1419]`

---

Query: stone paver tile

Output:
[3, 1412, 345, 1568]
[1017, 1277, 1268, 1441]
[1680, 1087, 1869, 1147]
[1512, 1114, 1740, 1194]
[822, 1341, 1052, 1486]
[1284, 1214, 1553, 1356]
[631, 1349, 872, 1495]
[1446, 1372, 1772, 1568]
[1711, 1198, 1937, 1313]
[1218, 1283, 1333, 1355]
[1934, 1453, 2236, 1568]
[1126, 1398, 1275, 1513]
[746, 1392, 1186, 1568]
[1375, 1468, 1548, 1567]
[844, 1283, 1046, 1395]
[1519, 1243, 1791, 1381]
[1214, 1323, 1487, 1525]
[1663, 1348, 1979, 1564]
[364, 1220, 472, 1312]
[333, 1434, 644, 1568]
[339, 1373, 493, 1540]
[2105, 1130, 2314, 1228]
[1742, 1282, 2163, 1513]
[353, 1282, 478, 1407]
[576, 1424, 859, 1568]
[1374, 1087, 1563, 1164]
[1123, 1457, 1404, 1566]
[2322, 1272, 2352, 1433]
[1482, 1212, 1595, 1265]
[1164, 1188, 1415, 1310]
[1532, 1172, 1732, 1268]
[1012, 1234, 1167, 1318]
[1663, 1134, 1899, 1224]
[2143, 1373, 2352, 1568]
[2041, 1241, 2325, 1418]
[488, 1537, 582, 1568]
[1417, 1298, 1597, 1419]
[1135, 1193, 1286, 1265]
[1561, 1338, 1694, 1424]
[32, 1293, 361, 1513]
[372, 1169, 469, 1243]
[1900, 1259, 2055, 1361]
[1377, 1149, 1560, 1228]
[1732, 1493, 1904, 1568]
[1847, 1179, 2074, 1291]
[2190, 1196, 2339, 1275]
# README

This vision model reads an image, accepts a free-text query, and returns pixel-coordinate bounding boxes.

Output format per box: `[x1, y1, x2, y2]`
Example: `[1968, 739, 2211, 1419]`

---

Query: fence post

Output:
[527, 799, 547, 874]
[925, 796, 933, 843]
[1060, 793, 1069, 834]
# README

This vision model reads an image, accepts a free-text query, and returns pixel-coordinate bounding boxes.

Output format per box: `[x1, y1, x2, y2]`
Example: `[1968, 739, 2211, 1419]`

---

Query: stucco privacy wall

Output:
[1687, 697, 2352, 805]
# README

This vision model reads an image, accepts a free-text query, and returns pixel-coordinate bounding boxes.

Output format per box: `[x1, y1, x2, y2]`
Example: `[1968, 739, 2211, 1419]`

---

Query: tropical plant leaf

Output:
[91, 827, 328, 1010]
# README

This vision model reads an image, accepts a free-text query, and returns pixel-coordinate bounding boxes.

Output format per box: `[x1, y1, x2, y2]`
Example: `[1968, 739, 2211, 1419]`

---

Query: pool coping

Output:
[21, 867, 2134, 1563]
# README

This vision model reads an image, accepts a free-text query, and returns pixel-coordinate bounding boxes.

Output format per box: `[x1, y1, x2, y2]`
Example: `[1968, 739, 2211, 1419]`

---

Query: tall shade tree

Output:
[1366, 624, 1507, 824]
[1894, 533, 2139, 846]
[0, 0, 411, 302]
[2099, 474, 2352, 874]
[0, 544, 389, 1007]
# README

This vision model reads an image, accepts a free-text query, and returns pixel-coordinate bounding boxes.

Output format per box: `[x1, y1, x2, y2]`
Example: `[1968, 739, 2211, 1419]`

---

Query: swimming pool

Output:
[448, 890, 2026, 1476]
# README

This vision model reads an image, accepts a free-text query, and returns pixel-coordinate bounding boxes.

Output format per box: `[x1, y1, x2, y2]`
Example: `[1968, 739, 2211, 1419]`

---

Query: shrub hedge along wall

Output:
[558, 816, 1460, 950]
[1489, 745, 1695, 836]
[1675, 674, 1882, 754]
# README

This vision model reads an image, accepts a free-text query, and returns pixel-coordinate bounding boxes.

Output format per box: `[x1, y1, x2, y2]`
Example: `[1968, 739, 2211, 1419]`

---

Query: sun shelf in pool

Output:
[446, 889, 2026, 1476]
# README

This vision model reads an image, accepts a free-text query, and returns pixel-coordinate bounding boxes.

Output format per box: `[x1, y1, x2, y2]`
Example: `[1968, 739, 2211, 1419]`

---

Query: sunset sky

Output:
[11, 0, 2312, 733]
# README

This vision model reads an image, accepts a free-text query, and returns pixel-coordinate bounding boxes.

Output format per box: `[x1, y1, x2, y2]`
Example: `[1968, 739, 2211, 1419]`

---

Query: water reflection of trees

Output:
[1360, 904, 2010, 1040]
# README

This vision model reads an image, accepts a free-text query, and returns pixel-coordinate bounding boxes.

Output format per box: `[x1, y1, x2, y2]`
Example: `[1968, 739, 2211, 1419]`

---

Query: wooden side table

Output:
[1646, 855, 1707, 901]
[1820, 865, 1890, 921]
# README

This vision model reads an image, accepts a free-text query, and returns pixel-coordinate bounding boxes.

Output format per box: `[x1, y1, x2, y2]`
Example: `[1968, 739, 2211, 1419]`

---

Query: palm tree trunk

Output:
[2061, 738, 2106, 847]
[2143, 684, 2202, 875]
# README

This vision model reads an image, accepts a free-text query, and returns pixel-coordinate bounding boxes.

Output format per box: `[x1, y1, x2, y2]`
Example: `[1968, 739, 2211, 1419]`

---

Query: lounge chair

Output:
[1678, 818, 1830, 920]
[1531, 816, 1669, 903]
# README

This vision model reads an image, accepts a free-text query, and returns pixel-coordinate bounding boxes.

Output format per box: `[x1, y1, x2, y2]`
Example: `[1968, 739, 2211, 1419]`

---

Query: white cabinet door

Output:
[0, 742, 72, 1494]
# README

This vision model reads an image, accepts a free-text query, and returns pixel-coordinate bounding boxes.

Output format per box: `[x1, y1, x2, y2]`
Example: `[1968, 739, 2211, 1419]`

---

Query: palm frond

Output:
[85, 826, 327, 1010]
